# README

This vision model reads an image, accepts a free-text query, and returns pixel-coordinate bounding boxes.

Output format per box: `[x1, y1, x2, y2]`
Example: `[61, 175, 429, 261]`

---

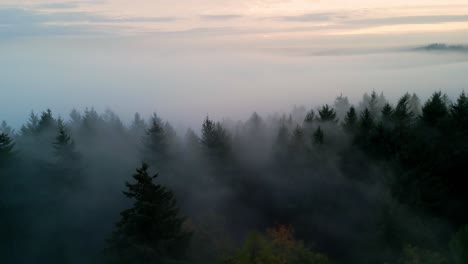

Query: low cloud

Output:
[349, 15, 468, 26]
[276, 13, 333, 22]
[414, 43, 468, 53]
[200, 14, 243, 21]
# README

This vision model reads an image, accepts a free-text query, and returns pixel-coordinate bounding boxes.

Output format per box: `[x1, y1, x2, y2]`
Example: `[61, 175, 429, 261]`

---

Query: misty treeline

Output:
[1, 91, 468, 264]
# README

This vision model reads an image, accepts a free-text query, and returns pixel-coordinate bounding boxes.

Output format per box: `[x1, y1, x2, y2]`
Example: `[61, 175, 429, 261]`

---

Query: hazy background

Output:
[1, 0, 468, 128]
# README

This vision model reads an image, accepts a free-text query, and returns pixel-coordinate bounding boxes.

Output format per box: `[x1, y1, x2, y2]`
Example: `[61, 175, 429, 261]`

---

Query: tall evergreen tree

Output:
[201, 117, 230, 159]
[342, 106, 357, 133]
[106, 163, 191, 264]
[359, 108, 374, 131]
[381, 103, 394, 123]
[421, 92, 449, 127]
[304, 110, 315, 124]
[393, 93, 414, 128]
[450, 91, 468, 131]
[37, 109, 57, 133]
[20, 111, 39, 136]
[318, 105, 337, 123]
[313, 126, 324, 145]
[0, 133, 14, 169]
[53, 125, 82, 187]
[0, 121, 14, 137]
[143, 115, 168, 166]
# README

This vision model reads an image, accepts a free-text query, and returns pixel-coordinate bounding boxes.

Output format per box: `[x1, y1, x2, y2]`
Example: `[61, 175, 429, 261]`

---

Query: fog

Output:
[1, 36, 468, 130]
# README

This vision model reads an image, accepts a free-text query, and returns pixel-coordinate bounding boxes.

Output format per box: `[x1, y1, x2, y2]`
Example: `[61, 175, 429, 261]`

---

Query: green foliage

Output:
[225, 226, 329, 264]
[106, 163, 191, 264]
[450, 226, 468, 264]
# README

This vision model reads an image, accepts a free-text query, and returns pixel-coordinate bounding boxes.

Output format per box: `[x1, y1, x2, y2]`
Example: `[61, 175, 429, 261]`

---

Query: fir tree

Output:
[143, 115, 168, 166]
[0, 133, 14, 169]
[106, 163, 191, 264]
[393, 93, 414, 128]
[343, 106, 357, 133]
[381, 103, 394, 123]
[421, 92, 449, 127]
[201, 117, 230, 159]
[20, 111, 39, 136]
[53, 125, 82, 187]
[37, 109, 57, 132]
[313, 126, 324, 145]
[318, 105, 337, 123]
[359, 108, 374, 131]
[450, 91, 468, 131]
[0, 121, 14, 137]
[304, 110, 315, 124]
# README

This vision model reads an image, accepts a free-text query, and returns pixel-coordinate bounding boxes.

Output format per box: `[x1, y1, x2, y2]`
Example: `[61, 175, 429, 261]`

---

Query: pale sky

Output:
[1, 0, 468, 128]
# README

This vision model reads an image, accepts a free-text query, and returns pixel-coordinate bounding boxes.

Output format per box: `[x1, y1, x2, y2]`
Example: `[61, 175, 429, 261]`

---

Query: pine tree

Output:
[359, 108, 374, 131]
[131, 112, 147, 136]
[304, 110, 315, 124]
[0, 133, 14, 169]
[0, 121, 14, 137]
[106, 163, 191, 264]
[20, 111, 39, 136]
[334, 94, 351, 121]
[37, 109, 57, 132]
[393, 93, 414, 128]
[143, 115, 168, 166]
[53, 125, 82, 187]
[381, 103, 394, 123]
[201, 117, 230, 159]
[318, 105, 337, 123]
[313, 126, 324, 145]
[343, 106, 357, 133]
[450, 91, 468, 131]
[421, 92, 449, 127]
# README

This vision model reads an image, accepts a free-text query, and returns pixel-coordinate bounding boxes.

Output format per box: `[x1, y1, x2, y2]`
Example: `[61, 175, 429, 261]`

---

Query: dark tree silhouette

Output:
[0, 133, 14, 169]
[313, 126, 324, 145]
[421, 92, 449, 127]
[106, 163, 191, 264]
[318, 105, 337, 123]
[343, 106, 357, 133]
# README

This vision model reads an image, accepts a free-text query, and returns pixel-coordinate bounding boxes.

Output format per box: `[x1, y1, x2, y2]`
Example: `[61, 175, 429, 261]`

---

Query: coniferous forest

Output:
[1, 91, 468, 264]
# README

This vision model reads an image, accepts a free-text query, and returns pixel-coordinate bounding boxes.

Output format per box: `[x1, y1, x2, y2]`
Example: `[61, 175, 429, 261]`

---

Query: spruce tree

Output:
[53, 125, 82, 187]
[343, 106, 357, 133]
[20, 111, 39, 136]
[318, 105, 337, 123]
[313, 126, 324, 145]
[201, 117, 230, 159]
[381, 103, 394, 123]
[106, 163, 191, 264]
[450, 91, 468, 131]
[143, 115, 168, 166]
[359, 108, 374, 131]
[37, 109, 57, 133]
[304, 110, 315, 124]
[0, 133, 14, 169]
[421, 92, 449, 127]
[393, 93, 414, 128]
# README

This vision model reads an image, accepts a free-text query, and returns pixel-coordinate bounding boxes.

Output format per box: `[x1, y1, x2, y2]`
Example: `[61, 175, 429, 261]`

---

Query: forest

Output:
[1, 90, 468, 264]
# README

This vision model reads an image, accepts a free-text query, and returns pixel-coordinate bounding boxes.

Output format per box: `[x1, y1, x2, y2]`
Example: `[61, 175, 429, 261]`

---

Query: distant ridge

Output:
[415, 43, 468, 52]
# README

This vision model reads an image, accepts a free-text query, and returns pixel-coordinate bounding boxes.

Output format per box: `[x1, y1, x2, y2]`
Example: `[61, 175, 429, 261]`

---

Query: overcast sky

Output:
[1, 0, 468, 128]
